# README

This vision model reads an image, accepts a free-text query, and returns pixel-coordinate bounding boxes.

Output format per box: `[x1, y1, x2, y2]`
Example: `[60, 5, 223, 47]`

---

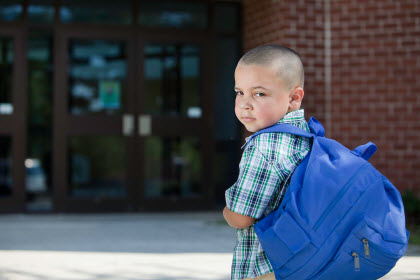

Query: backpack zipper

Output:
[313, 163, 368, 231]
[352, 252, 360, 271]
[362, 238, 371, 259]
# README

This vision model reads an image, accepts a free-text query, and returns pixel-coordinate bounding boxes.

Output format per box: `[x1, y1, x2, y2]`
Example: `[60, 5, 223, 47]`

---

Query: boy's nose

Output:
[239, 100, 252, 110]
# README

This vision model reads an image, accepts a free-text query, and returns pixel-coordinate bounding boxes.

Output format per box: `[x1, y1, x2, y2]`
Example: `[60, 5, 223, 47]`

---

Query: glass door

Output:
[53, 27, 215, 212]
[53, 26, 137, 212]
[137, 31, 214, 210]
[0, 26, 26, 212]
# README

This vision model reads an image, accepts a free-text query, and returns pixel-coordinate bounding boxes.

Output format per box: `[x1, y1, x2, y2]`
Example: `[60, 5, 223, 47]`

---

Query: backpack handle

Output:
[307, 117, 325, 137]
[352, 142, 377, 161]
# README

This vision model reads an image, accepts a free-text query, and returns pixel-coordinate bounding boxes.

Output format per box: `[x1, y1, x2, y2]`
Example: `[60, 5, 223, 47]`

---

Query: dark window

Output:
[68, 39, 127, 115]
[212, 3, 242, 207]
[0, 37, 13, 115]
[0, 136, 12, 196]
[69, 136, 127, 198]
[145, 137, 201, 198]
[139, 0, 208, 29]
[28, 0, 55, 23]
[60, 0, 132, 24]
[26, 30, 53, 211]
[214, 3, 239, 33]
[144, 44, 201, 118]
[0, 0, 22, 22]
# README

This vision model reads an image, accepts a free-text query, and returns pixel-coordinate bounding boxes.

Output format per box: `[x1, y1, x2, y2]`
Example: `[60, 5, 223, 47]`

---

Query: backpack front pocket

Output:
[255, 211, 317, 278]
[311, 218, 402, 280]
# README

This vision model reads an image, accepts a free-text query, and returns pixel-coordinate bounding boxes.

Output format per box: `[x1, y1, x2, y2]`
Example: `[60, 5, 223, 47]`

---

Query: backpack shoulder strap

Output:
[242, 122, 314, 149]
[242, 117, 326, 149]
[260, 124, 314, 138]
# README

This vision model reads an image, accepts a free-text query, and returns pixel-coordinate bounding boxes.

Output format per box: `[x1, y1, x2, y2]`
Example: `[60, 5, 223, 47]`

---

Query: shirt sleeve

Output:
[225, 144, 280, 220]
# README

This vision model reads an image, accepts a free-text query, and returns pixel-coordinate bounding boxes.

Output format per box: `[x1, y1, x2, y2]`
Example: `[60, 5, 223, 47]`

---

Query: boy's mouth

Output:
[241, 117, 256, 122]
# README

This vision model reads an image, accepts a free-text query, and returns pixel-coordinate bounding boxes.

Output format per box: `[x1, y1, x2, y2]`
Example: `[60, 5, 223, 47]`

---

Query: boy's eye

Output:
[255, 92, 265, 97]
[235, 91, 243, 96]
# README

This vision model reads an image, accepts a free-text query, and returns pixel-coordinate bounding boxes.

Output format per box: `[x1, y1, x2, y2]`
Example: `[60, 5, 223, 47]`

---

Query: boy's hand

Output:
[223, 207, 256, 229]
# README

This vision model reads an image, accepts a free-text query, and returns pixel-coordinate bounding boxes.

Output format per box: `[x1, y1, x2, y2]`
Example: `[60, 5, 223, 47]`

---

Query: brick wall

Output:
[242, 0, 419, 192]
[329, 0, 419, 192]
[243, 0, 327, 124]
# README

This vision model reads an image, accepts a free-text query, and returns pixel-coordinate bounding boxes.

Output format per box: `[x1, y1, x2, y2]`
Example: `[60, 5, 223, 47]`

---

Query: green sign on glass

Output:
[99, 80, 120, 109]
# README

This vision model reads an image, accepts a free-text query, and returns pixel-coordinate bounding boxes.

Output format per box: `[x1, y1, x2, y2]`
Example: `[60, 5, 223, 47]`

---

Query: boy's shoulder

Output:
[247, 132, 282, 151]
[245, 122, 310, 162]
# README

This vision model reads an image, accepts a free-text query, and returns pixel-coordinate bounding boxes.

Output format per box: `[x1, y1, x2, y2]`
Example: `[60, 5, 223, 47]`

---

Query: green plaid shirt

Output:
[225, 109, 311, 280]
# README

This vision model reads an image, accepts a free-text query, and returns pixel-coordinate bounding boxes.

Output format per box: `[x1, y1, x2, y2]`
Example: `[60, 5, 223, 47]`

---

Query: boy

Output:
[223, 45, 311, 280]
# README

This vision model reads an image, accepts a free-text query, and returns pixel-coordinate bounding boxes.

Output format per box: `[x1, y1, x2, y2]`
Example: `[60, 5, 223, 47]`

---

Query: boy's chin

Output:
[243, 125, 259, 133]
[241, 120, 273, 133]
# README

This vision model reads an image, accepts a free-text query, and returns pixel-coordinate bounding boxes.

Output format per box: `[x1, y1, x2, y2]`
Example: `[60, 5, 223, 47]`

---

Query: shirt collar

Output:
[276, 109, 306, 124]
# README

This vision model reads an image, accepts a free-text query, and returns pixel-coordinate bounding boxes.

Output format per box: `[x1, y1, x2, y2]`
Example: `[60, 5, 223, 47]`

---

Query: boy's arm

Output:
[223, 206, 255, 229]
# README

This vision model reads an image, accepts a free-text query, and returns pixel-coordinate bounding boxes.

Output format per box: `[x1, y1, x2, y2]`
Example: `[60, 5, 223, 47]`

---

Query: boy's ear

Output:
[288, 87, 304, 111]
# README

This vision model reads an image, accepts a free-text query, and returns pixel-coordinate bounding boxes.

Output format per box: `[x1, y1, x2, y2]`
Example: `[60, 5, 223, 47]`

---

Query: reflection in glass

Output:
[0, 0, 22, 22]
[0, 137, 12, 196]
[28, 2, 55, 23]
[25, 158, 47, 193]
[60, 0, 131, 24]
[69, 136, 126, 197]
[139, 0, 207, 29]
[145, 137, 201, 198]
[144, 44, 201, 117]
[0, 37, 14, 115]
[69, 39, 126, 115]
[27, 31, 53, 211]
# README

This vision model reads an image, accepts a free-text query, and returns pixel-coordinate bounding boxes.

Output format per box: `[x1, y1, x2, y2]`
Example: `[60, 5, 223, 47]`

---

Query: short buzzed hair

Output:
[238, 45, 304, 90]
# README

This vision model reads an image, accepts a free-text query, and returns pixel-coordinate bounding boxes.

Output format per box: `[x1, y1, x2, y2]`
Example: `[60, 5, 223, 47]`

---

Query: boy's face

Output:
[234, 63, 291, 133]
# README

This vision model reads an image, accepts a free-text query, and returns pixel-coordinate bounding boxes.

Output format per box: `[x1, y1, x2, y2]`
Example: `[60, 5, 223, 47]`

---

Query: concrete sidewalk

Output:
[0, 213, 418, 280]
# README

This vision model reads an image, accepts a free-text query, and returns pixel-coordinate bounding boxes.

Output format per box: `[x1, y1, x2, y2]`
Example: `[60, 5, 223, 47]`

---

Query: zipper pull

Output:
[362, 238, 371, 259]
[352, 252, 360, 271]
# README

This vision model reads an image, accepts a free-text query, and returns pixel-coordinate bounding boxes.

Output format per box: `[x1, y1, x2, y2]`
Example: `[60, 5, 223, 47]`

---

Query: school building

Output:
[0, 0, 418, 213]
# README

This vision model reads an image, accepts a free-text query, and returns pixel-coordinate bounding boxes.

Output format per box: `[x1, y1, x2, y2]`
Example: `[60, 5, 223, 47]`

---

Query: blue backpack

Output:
[247, 117, 409, 280]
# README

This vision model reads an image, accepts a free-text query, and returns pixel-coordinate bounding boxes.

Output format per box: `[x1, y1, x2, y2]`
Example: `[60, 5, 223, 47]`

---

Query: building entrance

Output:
[53, 26, 213, 212]
[0, 0, 241, 213]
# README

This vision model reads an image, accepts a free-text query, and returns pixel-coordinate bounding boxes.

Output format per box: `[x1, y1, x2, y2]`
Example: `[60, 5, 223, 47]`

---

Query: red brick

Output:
[243, 0, 419, 192]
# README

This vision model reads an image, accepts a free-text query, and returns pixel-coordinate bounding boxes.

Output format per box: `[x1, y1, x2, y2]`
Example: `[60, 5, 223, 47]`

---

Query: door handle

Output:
[122, 114, 134, 136]
[138, 115, 152, 136]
